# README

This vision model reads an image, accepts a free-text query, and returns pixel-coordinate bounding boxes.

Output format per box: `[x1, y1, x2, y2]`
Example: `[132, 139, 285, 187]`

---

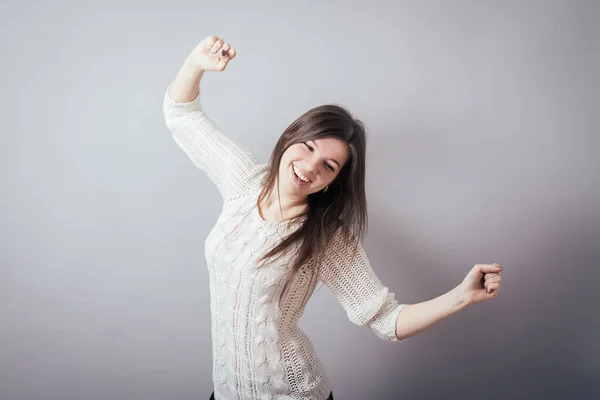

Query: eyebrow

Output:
[311, 140, 341, 168]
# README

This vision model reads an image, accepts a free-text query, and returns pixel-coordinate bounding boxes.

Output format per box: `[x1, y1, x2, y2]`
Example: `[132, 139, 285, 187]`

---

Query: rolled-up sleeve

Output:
[317, 232, 407, 342]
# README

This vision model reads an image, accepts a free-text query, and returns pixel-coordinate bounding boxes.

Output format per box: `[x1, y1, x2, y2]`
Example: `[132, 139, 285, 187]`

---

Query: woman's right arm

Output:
[163, 37, 261, 202]
[168, 57, 205, 103]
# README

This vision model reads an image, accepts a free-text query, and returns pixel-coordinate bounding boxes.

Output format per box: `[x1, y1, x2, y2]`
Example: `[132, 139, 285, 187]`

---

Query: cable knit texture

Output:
[163, 83, 406, 400]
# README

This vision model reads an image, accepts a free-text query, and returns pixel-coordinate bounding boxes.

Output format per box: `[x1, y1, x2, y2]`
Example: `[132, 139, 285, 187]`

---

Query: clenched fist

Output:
[457, 263, 503, 305]
[187, 36, 237, 72]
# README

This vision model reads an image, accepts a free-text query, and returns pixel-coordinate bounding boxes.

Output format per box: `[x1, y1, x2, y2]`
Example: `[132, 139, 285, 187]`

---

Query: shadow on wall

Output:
[329, 192, 598, 399]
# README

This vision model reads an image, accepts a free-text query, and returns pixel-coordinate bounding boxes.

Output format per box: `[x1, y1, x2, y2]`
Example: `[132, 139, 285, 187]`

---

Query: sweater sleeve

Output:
[317, 232, 407, 342]
[162, 82, 261, 202]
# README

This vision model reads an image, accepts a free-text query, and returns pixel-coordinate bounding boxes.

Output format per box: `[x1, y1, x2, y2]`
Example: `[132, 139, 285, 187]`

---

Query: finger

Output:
[485, 280, 501, 292]
[484, 275, 502, 284]
[211, 39, 224, 54]
[484, 278, 501, 290]
[484, 273, 500, 281]
[210, 38, 224, 54]
[486, 282, 500, 292]
[205, 36, 219, 49]
[221, 45, 235, 58]
[486, 285, 499, 295]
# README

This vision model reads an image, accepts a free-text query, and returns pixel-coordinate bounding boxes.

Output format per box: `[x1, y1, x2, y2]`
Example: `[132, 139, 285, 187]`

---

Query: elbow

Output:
[369, 303, 409, 343]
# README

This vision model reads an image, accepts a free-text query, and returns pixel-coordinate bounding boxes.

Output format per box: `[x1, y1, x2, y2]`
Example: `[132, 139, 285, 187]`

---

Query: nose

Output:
[306, 158, 320, 175]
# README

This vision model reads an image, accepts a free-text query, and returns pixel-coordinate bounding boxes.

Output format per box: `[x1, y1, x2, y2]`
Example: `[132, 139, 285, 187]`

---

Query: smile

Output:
[292, 164, 311, 185]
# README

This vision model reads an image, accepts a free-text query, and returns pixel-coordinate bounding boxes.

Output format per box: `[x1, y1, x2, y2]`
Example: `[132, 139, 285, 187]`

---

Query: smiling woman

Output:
[288, 139, 347, 185]
[164, 35, 502, 400]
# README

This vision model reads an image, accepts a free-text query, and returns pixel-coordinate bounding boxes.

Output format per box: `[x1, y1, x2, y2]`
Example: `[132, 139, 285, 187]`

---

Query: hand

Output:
[456, 263, 503, 306]
[187, 36, 237, 72]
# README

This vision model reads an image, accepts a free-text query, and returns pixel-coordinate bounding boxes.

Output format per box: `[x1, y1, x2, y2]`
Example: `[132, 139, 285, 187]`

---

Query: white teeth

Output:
[293, 164, 310, 183]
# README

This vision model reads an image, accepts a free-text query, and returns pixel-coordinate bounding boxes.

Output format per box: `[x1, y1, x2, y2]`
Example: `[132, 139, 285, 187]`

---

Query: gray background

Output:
[1, 0, 599, 399]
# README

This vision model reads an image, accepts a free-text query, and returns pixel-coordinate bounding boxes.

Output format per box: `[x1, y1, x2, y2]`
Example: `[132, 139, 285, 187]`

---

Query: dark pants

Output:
[210, 391, 333, 400]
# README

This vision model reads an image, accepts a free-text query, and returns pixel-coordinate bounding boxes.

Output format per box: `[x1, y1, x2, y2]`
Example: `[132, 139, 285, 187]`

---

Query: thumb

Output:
[477, 263, 503, 274]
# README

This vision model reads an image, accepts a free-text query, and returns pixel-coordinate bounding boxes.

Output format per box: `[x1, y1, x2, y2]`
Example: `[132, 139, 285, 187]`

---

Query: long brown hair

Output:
[254, 104, 368, 308]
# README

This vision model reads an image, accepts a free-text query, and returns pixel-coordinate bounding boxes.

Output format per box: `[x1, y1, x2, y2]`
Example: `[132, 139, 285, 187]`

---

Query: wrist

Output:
[183, 56, 206, 74]
[452, 284, 472, 310]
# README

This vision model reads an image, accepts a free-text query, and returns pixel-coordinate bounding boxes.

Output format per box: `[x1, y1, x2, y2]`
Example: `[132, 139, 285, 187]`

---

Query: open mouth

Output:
[291, 164, 310, 186]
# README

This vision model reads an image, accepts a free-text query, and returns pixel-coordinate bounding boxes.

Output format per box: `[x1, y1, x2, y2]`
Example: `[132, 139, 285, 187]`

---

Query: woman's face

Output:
[278, 137, 350, 197]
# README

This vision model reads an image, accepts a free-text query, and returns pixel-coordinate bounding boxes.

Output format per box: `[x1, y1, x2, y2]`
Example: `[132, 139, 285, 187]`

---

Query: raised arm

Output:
[163, 36, 261, 202]
[168, 56, 205, 103]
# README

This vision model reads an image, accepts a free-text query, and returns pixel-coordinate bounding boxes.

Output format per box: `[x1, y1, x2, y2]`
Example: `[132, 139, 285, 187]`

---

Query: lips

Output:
[293, 164, 311, 182]
[291, 164, 310, 186]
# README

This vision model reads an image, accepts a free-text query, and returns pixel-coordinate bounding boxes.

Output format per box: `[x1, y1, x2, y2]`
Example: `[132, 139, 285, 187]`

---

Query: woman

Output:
[164, 36, 503, 400]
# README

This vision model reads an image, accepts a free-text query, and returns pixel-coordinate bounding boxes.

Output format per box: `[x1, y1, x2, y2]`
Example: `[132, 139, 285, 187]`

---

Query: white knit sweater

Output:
[163, 83, 406, 400]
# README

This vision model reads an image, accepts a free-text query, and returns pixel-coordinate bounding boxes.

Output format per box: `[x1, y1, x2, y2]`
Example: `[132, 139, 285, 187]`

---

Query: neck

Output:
[260, 179, 308, 222]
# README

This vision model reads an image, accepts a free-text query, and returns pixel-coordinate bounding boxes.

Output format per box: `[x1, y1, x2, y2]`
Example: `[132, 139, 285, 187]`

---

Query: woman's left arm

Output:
[318, 229, 503, 342]
[395, 264, 503, 340]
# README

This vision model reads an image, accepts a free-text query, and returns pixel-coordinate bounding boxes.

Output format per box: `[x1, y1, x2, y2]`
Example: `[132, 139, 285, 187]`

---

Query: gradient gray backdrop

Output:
[1, 0, 598, 399]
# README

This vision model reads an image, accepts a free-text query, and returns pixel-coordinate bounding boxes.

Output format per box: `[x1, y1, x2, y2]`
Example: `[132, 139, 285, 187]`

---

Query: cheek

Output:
[280, 151, 297, 173]
[326, 173, 337, 185]
[282, 148, 303, 164]
[327, 168, 343, 184]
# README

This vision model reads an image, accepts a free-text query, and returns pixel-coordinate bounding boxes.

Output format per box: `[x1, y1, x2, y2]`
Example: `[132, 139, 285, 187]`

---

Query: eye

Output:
[304, 142, 335, 172]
